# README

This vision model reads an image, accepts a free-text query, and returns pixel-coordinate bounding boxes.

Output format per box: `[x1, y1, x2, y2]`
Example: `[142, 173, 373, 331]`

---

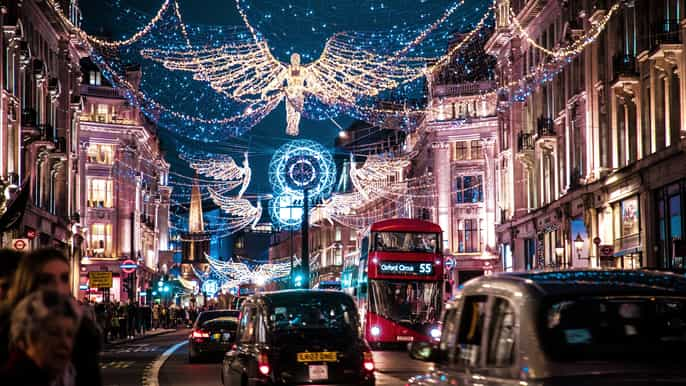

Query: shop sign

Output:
[11, 238, 29, 251]
[88, 271, 112, 289]
[119, 259, 137, 274]
[609, 176, 641, 202]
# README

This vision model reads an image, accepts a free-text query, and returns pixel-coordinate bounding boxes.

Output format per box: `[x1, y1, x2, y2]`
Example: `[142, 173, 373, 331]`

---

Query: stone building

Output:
[0, 0, 86, 295]
[78, 58, 171, 302]
[487, 0, 686, 271]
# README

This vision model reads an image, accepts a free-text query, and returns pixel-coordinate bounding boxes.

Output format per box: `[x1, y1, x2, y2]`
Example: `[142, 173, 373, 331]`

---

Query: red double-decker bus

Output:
[348, 219, 443, 347]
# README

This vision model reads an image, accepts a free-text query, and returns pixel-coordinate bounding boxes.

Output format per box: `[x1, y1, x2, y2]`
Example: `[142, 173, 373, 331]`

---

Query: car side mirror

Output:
[408, 341, 444, 362]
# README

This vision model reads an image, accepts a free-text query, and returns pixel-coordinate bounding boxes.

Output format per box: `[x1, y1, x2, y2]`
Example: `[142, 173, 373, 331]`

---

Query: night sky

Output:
[78, 0, 489, 204]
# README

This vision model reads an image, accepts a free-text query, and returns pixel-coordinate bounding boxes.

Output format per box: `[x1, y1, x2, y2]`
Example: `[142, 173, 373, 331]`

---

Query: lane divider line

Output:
[142, 340, 188, 386]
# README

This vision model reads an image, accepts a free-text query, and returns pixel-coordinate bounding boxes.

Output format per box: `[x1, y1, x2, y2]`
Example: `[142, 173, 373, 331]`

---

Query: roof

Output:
[464, 269, 686, 298]
[253, 289, 354, 304]
[370, 218, 442, 233]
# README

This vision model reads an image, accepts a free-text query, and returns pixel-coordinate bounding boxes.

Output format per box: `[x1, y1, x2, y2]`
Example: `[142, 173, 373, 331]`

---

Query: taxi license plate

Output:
[308, 365, 328, 380]
[396, 336, 414, 342]
[212, 333, 221, 341]
[297, 352, 337, 362]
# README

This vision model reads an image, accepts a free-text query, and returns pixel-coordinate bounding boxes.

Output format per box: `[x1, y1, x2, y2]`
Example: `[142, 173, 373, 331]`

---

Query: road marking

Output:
[142, 340, 187, 386]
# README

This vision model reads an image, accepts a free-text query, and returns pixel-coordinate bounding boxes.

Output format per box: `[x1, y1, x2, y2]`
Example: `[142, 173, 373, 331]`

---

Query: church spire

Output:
[188, 176, 204, 233]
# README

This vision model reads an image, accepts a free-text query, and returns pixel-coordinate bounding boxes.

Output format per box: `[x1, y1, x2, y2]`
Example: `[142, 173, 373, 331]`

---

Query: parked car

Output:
[407, 270, 686, 385]
[188, 309, 240, 363]
[221, 290, 375, 386]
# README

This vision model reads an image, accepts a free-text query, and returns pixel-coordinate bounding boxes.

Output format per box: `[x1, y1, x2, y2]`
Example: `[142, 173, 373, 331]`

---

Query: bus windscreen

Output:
[373, 232, 439, 253]
[369, 280, 441, 324]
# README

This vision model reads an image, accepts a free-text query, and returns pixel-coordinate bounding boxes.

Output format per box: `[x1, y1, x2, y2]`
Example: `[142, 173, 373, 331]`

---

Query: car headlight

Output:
[430, 327, 441, 339]
[370, 326, 381, 336]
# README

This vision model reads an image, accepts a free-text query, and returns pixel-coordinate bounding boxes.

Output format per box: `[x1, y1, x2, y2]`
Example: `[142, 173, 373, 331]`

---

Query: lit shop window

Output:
[89, 70, 102, 86]
[87, 143, 115, 164]
[87, 178, 113, 208]
[89, 223, 113, 257]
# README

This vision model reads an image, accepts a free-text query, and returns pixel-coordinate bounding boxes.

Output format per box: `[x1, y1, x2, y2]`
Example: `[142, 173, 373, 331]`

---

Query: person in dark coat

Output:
[0, 249, 22, 301]
[0, 290, 81, 386]
[0, 248, 103, 386]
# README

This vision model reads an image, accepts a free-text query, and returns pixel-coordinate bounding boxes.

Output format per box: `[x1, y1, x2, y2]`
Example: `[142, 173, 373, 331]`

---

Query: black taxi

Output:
[221, 290, 375, 386]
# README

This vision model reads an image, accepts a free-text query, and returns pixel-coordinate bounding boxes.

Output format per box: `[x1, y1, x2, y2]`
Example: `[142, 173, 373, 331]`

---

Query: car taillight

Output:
[258, 352, 270, 376]
[363, 351, 374, 372]
[191, 329, 209, 339]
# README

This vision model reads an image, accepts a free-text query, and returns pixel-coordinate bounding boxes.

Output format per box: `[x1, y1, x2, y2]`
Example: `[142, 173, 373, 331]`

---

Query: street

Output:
[101, 329, 433, 386]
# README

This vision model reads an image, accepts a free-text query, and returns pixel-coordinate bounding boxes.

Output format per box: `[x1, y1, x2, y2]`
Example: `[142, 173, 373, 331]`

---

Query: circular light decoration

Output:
[269, 139, 336, 198]
[269, 140, 336, 230]
[269, 193, 304, 230]
[202, 279, 219, 296]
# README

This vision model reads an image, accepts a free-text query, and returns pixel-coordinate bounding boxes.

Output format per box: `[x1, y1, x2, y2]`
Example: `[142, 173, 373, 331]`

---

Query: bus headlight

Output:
[430, 327, 441, 339]
[371, 326, 381, 336]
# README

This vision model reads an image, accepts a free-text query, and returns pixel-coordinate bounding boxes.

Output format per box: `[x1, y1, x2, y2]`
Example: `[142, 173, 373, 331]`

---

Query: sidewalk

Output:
[105, 328, 177, 346]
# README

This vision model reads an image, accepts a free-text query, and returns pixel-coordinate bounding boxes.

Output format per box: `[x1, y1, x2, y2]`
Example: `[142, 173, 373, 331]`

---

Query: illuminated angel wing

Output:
[141, 41, 288, 102]
[305, 33, 427, 105]
[182, 153, 252, 197]
[350, 153, 412, 199]
[208, 187, 262, 228]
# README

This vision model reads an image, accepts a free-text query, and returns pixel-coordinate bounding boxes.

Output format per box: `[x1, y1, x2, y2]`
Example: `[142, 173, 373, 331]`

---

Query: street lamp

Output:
[574, 233, 584, 261]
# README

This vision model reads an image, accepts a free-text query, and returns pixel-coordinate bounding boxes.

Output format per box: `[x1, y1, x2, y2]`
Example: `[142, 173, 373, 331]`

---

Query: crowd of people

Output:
[0, 247, 218, 386]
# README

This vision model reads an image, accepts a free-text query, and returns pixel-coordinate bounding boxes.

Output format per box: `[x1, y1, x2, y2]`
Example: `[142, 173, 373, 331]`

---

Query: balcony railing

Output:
[21, 108, 37, 127]
[536, 117, 555, 137]
[612, 53, 638, 77]
[433, 80, 496, 97]
[517, 132, 535, 152]
[650, 19, 681, 47]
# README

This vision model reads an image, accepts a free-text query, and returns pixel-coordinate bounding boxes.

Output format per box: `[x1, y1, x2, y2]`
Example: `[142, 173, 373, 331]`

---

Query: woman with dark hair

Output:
[0, 248, 103, 386]
[1, 290, 81, 386]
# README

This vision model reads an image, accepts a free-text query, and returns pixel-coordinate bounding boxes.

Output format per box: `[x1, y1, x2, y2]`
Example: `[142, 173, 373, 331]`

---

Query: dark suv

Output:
[221, 290, 375, 386]
[188, 309, 239, 363]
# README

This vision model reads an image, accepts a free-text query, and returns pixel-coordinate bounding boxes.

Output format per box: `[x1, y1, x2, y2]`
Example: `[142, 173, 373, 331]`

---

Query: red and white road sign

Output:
[11, 238, 29, 251]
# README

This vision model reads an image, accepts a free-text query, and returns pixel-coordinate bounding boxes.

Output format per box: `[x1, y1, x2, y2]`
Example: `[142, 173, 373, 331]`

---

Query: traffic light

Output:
[293, 273, 303, 288]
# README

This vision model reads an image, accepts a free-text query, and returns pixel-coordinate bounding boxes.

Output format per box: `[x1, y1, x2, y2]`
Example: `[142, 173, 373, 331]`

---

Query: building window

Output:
[89, 223, 112, 257]
[453, 141, 468, 160]
[471, 140, 483, 159]
[335, 227, 342, 242]
[656, 182, 685, 270]
[96, 104, 108, 122]
[456, 175, 483, 203]
[349, 231, 357, 241]
[456, 219, 481, 253]
[86, 143, 115, 164]
[88, 178, 113, 208]
[334, 248, 343, 266]
[89, 70, 101, 86]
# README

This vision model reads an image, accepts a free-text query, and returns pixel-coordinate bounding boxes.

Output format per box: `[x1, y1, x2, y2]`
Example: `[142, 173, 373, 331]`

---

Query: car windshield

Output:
[541, 296, 686, 361]
[369, 280, 441, 324]
[373, 232, 438, 253]
[195, 310, 239, 327]
[268, 294, 360, 336]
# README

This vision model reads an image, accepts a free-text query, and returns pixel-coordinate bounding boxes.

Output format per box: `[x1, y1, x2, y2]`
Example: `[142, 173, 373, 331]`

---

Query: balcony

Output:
[613, 54, 638, 77]
[536, 117, 555, 138]
[517, 132, 535, 153]
[21, 108, 37, 128]
[433, 80, 496, 98]
[650, 19, 681, 47]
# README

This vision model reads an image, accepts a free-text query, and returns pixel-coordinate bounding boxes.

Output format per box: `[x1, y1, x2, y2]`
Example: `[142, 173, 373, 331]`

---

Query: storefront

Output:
[655, 179, 686, 271]
[605, 176, 643, 268]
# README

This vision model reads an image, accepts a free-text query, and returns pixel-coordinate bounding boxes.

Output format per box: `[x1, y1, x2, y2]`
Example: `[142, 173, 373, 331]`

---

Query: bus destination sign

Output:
[378, 261, 434, 276]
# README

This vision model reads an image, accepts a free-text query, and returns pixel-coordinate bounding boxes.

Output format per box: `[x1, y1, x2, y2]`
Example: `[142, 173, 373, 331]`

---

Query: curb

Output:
[105, 329, 177, 346]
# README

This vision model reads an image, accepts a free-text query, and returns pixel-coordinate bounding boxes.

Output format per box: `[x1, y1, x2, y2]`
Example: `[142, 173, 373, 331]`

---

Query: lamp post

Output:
[574, 233, 584, 263]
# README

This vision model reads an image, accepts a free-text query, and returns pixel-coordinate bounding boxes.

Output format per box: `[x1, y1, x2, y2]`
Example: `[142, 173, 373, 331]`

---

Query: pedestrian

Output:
[0, 249, 22, 301]
[0, 290, 80, 386]
[152, 303, 160, 330]
[0, 248, 103, 386]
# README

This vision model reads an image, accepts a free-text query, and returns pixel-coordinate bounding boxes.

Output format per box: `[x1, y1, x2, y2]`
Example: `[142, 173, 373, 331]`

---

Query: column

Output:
[483, 137, 497, 251]
[665, 73, 672, 148]
[433, 142, 451, 253]
[650, 64, 658, 154]
[610, 87, 620, 168]
[624, 102, 631, 165]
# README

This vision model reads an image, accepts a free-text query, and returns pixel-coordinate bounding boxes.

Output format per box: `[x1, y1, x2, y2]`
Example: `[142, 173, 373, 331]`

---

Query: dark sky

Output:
[78, 0, 488, 197]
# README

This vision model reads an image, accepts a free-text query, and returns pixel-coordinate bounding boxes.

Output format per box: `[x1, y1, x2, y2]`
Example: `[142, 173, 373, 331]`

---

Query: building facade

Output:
[488, 0, 686, 272]
[0, 0, 87, 296]
[78, 59, 171, 302]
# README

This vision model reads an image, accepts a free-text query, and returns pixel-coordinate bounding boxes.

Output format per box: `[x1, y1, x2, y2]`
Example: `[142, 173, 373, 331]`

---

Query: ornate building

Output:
[0, 0, 86, 295]
[78, 58, 171, 302]
[487, 0, 686, 272]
